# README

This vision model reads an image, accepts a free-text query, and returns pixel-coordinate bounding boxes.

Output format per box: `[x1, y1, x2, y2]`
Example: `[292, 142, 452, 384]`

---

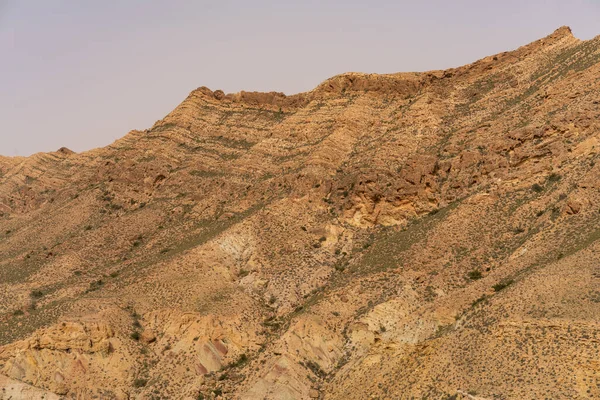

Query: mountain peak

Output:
[546, 25, 576, 41]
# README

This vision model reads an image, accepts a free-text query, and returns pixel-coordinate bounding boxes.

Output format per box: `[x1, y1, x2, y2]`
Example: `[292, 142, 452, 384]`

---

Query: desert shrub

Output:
[30, 290, 43, 298]
[238, 269, 250, 277]
[548, 173, 561, 182]
[334, 262, 346, 272]
[133, 378, 147, 388]
[492, 280, 514, 292]
[531, 183, 544, 193]
[130, 331, 141, 341]
[471, 295, 487, 307]
[304, 360, 326, 378]
[88, 279, 104, 291]
[468, 270, 482, 280]
[229, 353, 248, 368]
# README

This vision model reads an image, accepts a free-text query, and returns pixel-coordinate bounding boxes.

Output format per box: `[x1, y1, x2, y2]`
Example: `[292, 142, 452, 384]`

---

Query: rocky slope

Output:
[1, 26, 600, 399]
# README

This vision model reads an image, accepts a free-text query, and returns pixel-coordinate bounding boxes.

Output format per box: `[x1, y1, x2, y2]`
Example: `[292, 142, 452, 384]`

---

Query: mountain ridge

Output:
[1, 26, 600, 399]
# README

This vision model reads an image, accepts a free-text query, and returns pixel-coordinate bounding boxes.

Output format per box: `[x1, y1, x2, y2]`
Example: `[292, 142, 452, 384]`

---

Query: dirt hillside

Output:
[1, 26, 600, 399]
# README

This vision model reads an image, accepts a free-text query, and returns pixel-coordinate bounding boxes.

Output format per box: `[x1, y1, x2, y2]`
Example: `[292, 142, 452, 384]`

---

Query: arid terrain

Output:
[1, 26, 600, 399]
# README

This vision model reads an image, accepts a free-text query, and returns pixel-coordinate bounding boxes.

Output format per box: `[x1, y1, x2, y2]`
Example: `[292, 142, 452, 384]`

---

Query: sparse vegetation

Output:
[1, 28, 599, 400]
[471, 295, 487, 307]
[133, 378, 147, 388]
[238, 268, 250, 277]
[531, 183, 544, 193]
[303, 360, 326, 378]
[548, 173, 561, 182]
[468, 270, 482, 280]
[492, 279, 514, 292]
[86, 279, 104, 292]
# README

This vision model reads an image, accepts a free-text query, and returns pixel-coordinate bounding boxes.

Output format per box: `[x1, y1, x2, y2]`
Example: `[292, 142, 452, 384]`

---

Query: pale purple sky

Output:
[1, 1, 599, 156]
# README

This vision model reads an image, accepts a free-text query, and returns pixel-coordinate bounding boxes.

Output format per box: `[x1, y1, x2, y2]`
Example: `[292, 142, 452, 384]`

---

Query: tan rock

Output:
[140, 329, 156, 344]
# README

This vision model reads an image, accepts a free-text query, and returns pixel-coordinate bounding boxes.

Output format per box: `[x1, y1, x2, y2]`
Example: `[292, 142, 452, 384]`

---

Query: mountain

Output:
[1, 26, 600, 399]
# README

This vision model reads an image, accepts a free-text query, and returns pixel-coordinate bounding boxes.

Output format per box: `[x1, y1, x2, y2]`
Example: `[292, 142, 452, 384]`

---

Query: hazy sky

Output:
[1, 1, 599, 156]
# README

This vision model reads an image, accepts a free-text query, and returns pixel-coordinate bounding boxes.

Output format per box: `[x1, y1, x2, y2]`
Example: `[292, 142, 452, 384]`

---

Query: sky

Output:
[1, 1, 599, 156]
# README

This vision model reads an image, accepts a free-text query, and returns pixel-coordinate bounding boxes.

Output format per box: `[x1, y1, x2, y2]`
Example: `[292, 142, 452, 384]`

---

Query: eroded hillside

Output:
[1, 27, 600, 399]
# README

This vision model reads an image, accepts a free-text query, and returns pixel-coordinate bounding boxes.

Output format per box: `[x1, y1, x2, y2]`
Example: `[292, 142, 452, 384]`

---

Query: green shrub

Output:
[531, 183, 544, 193]
[304, 360, 326, 378]
[133, 378, 147, 388]
[471, 295, 487, 307]
[548, 173, 561, 182]
[492, 280, 514, 292]
[218, 373, 229, 381]
[468, 270, 482, 280]
[229, 353, 248, 368]
[238, 269, 250, 277]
